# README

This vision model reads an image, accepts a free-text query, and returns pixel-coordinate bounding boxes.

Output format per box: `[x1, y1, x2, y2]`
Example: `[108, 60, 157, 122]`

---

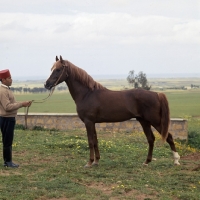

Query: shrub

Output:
[188, 130, 200, 149]
[15, 124, 26, 130]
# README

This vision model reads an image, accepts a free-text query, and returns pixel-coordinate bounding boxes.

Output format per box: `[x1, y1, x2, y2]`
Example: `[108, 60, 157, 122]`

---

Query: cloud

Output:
[0, 12, 199, 49]
[0, 2, 199, 77]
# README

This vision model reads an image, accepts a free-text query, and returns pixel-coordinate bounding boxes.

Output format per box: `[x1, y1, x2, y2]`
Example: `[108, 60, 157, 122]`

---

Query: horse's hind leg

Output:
[138, 119, 155, 165]
[154, 124, 181, 165]
[166, 133, 180, 165]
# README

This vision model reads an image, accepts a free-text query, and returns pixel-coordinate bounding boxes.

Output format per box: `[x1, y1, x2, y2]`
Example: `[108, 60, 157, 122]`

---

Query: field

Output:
[0, 77, 200, 200]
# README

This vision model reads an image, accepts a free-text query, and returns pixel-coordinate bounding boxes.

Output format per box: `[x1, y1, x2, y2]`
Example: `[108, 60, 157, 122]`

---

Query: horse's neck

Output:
[65, 79, 89, 102]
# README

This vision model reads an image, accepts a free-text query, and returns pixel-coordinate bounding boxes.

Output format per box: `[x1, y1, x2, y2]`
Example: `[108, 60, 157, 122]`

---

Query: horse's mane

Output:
[65, 60, 105, 91]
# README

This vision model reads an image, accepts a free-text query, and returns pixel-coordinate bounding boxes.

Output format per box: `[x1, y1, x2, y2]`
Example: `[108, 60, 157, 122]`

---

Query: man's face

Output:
[2, 77, 12, 87]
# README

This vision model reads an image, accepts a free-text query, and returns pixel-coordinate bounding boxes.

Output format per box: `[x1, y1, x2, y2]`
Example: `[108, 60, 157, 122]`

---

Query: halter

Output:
[53, 63, 67, 87]
[24, 64, 67, 129]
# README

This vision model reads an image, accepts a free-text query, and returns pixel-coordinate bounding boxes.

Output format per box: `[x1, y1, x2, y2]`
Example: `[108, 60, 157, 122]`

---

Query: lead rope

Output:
[24, 64, 66, 129]
[24, 86, 55, 129]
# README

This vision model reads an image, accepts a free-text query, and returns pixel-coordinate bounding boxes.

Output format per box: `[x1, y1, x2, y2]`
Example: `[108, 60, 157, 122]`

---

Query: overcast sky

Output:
[0, 0, 200, 79]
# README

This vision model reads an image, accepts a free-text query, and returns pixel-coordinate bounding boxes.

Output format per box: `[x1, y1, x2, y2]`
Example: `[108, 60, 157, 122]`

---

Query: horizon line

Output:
[13, 73, 200, 81]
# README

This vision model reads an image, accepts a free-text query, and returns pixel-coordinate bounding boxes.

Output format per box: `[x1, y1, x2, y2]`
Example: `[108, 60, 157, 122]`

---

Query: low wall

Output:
[16, 113, 188, 140]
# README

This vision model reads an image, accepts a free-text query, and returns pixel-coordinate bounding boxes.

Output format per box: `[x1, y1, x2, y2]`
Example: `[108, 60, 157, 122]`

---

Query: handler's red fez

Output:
[0, 69, 11, 79]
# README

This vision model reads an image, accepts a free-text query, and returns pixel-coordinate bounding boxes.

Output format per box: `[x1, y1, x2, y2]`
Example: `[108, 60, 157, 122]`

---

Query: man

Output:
[0, 69, 32, 168]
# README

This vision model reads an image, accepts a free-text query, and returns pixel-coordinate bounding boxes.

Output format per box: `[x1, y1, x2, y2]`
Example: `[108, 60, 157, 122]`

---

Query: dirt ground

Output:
[181, 152, 200, 171]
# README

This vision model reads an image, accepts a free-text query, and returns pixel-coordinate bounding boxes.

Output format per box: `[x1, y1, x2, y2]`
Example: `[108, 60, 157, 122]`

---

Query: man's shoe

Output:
[4, 162, 19, 168]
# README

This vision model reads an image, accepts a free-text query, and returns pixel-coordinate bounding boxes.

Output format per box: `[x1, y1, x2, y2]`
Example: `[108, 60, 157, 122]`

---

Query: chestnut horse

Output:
[44, 56, 180, 167]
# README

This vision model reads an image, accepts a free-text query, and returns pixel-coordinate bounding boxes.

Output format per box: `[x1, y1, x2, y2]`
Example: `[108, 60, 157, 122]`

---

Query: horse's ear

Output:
[56, 56, 59, 61]
[60, 55, 64, 64]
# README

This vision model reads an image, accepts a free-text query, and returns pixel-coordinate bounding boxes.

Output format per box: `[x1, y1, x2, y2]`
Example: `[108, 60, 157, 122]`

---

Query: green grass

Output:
[0, 129, 200, 200]
[15, 92, 76, 113]
[165, 90, 200, 118]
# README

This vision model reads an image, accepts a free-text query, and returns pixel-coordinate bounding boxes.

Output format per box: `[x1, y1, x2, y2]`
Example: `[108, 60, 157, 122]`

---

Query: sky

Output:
[0, 0, 200, 80]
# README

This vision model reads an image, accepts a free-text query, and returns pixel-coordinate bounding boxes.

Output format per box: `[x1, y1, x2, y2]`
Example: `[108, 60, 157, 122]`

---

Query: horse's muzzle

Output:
[44, 83, 53, 90]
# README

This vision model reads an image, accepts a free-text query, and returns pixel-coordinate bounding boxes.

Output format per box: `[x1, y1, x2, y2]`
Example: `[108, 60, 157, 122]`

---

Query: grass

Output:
[0, 129, 200, 200]
[165, 90, 200, 118]
[16, 92, 76, 113]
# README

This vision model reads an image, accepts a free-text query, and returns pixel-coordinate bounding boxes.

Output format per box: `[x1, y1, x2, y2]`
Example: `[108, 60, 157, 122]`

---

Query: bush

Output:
[188, 130, 200, 149]
[187, 119, 200, 149]
[32, 126, 46, 131]
[15, 124, 26, 130]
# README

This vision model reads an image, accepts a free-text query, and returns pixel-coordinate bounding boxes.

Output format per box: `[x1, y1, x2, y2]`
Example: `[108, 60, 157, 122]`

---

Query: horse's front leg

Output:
[84, 121, 100, 167]
[92, 127, 100, 166]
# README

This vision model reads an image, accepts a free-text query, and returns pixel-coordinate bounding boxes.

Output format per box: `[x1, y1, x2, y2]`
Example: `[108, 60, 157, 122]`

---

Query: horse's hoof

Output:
[172, 151, 180, 166]
[143, 163, 148, 166]
[92, 162, 99, 167]
[174, 161, 180, 165]
[92, 162, 99, 166]
[152, 158, 157, 161]
[84, 164, 92, 168]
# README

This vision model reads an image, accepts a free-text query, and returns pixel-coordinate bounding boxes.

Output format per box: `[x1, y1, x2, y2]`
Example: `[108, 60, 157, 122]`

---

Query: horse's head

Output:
[44, 56, 68, 90]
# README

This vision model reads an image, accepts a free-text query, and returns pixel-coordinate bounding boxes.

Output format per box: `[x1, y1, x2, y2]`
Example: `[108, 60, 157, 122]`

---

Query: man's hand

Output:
[22, 101, 32, 107]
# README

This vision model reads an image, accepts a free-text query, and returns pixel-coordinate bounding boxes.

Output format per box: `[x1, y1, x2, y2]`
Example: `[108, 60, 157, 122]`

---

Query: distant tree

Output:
[57, 86, 68, 91]
[191, 84, 199, 88]
[23, 88, 28, 93]
[127, 70, 151, 90]
[136, 71, 151, 90]
[127, 70, 135, 87]
[10, 87, 15, 92]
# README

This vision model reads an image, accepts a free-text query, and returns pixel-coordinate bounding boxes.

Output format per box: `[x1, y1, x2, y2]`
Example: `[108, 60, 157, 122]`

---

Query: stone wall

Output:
[16, 113, 188, 140]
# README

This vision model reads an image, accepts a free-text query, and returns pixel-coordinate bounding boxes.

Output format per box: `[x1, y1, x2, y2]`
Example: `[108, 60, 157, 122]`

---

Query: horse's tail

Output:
[158, 93, 170, 141]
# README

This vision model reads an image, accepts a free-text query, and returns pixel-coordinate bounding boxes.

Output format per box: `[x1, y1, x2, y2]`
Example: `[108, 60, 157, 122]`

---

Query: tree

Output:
[126, 70, 135, 87]
[127, 70, 151, 90]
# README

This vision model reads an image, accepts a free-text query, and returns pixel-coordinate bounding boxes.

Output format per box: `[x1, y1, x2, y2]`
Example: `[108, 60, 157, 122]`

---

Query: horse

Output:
[44, 56, 180, 167]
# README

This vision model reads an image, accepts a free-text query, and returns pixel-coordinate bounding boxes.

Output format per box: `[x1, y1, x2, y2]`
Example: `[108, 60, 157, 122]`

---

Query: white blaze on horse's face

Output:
[46, 63, 57, 81]
[51, 62, 59, 73]
[45, 62, 63, 90]
[50, 62, 62, 79]
[51, 59, 63, 70]
[51, 65, 56, 72]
